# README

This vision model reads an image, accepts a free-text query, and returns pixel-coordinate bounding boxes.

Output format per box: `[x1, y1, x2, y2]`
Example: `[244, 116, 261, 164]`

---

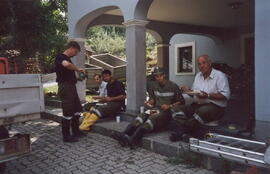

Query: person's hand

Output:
[105, 97, 112, 102]
[92, 96, 102, 100]
[98, 97, 106, 103]
[161, 104, 171, 111]
[99, 97, 112, 103]
[180, 85, 191, 92]
[145, 100, 154, 108]
[77, 68, 85, 73]
[196, 91, 208, 99]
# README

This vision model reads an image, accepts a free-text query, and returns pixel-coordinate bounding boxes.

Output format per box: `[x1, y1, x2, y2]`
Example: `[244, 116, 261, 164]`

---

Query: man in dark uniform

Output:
[55, 41, 85, 143]
[79, 69, 126, 131]
[112, 67, 185, 148]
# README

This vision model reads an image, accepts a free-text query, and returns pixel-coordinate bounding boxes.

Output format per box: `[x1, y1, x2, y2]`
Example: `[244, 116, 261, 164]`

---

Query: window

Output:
[175, 41, 195, 75]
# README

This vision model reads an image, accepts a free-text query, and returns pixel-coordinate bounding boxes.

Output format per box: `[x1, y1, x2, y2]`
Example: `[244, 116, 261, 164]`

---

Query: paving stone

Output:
[5, 119, 214, 174]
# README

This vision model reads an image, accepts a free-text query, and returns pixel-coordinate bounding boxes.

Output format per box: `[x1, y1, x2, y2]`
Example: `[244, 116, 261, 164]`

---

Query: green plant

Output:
[43, 85, 58, 94]
[0, 0, 68, 73]
[86, 26, 157, 60]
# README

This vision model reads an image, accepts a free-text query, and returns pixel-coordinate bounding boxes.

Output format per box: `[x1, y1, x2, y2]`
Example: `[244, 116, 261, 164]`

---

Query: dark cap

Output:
[152, 67, 165, 75]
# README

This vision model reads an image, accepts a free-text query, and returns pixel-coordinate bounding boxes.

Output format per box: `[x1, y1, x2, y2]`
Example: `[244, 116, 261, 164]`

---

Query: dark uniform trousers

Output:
[58, 83, 82, 138]
[132, 108, 173, 132]
[90, 101, 123, 118]
[170, 103, 224, 136]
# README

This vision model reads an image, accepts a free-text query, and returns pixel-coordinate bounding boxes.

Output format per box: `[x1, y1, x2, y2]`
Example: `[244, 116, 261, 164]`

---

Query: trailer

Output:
[0, 74, 44, 173]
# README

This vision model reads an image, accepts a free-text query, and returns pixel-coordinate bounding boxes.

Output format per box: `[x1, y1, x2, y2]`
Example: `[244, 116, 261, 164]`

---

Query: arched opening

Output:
[84, 25, 159, 89]
[74, 6, 122, 38]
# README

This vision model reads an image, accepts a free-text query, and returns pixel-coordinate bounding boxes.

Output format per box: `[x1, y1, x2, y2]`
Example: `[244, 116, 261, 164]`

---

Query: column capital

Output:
[156, 44, 171, 48]
[68, 37, 86, 42]
[123, 19, 149, 27]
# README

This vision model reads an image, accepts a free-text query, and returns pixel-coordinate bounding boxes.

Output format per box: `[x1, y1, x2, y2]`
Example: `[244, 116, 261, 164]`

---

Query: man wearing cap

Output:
[55, 41, 86, 143]
[169, 55, 230, 142]
[112, 67, 185, 148]
[79, 69, 126, 131]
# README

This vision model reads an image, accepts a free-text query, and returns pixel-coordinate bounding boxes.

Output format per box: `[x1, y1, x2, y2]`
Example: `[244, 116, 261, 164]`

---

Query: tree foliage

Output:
[0, 0, 68, 73]
[0, 0, 156, 73]
[86, 26, 157, 59]
[86, 26, 126, 58]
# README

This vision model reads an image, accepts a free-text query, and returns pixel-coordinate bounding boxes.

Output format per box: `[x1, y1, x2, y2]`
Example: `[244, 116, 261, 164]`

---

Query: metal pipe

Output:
[190, 144, 266, 165]
[197, 140, 265, 156]
[209, 133, 266, 146]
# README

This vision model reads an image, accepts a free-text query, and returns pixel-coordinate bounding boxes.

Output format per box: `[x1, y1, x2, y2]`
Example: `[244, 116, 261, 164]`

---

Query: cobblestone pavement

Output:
[5, 119, 214, 174]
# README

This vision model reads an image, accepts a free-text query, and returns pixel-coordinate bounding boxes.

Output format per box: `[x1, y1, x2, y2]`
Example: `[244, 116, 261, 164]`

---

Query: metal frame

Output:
[189, 133, 270, 169]
[0, 134, 31, 163]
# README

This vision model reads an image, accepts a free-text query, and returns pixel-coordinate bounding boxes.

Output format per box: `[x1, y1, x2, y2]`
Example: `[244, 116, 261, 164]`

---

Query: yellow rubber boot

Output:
[79, 113, 99, 131]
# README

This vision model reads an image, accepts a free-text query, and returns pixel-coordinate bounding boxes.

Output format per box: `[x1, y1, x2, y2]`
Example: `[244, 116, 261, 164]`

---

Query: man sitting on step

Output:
[170, 55, 230, 142]
[79, 69, 126, 131]
[111, 67, 185, 148]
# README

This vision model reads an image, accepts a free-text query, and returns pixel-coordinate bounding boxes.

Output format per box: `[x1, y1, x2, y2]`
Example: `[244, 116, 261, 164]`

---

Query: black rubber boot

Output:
[111, 123, 140, 146]
[62, 119, 78, 143]
[111, 131, 126, 146]
[125, 126, 147, 149]
[62, 119, 71, 138]
[170, 118, 200, 142]
[63, 136, 79, 143]
[0, 126, 9, 139]
[72, 115, 86, 138]
[124, 123, 140, 136]
[169, 120, 189, 142]
[184, 118, 200, 130]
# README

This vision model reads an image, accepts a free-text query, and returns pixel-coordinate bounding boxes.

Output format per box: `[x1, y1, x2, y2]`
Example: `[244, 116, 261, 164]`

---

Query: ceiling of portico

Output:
[105, 0, 254, 28]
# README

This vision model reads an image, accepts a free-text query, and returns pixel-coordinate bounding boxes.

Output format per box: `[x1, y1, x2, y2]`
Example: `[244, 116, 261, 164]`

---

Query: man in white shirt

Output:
[93, 74, 107, 98]
[170, 55, 230, 142]
[82, 74, 107, 112]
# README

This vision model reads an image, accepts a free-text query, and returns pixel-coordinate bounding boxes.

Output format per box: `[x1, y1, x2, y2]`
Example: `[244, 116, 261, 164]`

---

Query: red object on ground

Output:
[245, 166, 258, 174]
[0, 57, 18, 74]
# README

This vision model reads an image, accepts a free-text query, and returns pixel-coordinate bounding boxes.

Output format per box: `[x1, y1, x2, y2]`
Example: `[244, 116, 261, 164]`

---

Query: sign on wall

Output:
[175, 41, 196, 75]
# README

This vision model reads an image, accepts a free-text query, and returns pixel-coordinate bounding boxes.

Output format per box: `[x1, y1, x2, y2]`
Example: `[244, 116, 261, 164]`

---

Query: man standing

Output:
[112, 67, 185, 148]
[79, 69, 126, 131]
[55, 41, 85, 143]
[170, 55, 230, 141]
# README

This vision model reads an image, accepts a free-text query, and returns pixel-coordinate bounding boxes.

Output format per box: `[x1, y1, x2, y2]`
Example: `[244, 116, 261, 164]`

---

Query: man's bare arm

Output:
[62, 60, 84, 72]
[100, 95, 126, 102]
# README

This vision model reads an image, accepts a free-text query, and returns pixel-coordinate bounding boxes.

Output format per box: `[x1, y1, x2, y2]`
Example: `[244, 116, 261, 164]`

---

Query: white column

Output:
[255, 1, 270, 122]
[157, 44, 170, 76]
[123, 19, 149, 113]
[69, 37, 86, 102]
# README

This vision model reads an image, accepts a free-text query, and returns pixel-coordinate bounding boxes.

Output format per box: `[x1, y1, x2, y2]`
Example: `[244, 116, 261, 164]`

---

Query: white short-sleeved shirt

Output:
[192, 68, 230, 107]
[99, 81, 108, 97]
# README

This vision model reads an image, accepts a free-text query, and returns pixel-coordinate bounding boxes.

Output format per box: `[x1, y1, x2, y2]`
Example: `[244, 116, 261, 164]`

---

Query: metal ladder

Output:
[189, 133, 270, 169]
